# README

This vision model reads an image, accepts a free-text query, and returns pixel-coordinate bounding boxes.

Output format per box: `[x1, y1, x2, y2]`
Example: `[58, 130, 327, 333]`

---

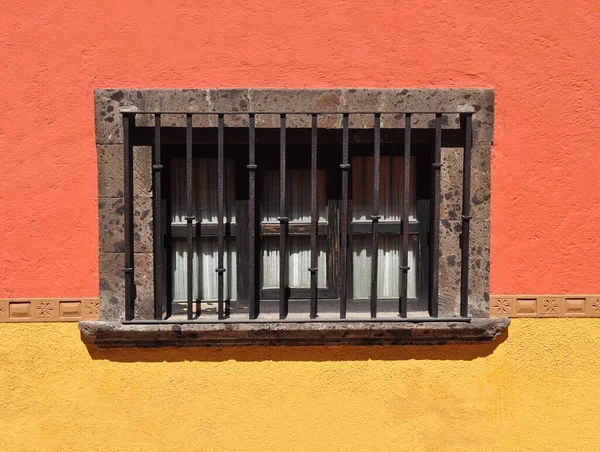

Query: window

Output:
[139, 113, 442, 321]
[164, 136, 428, 317]
[89, 88, 503, 346]
[170, 157, 238, 303]
[350, 155, 419, 303]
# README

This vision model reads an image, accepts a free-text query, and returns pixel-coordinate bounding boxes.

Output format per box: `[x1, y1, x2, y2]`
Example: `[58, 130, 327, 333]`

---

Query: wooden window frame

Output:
[161, 132, 432, 313]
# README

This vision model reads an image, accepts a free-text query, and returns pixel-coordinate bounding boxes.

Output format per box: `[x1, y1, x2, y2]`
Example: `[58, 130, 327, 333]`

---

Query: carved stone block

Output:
[99, 252, 154, 320]
[98, 197, 153, 254]
[437, 219, 490, 317]
[440, 142, 491, 221]
[97, 145, 152, 199]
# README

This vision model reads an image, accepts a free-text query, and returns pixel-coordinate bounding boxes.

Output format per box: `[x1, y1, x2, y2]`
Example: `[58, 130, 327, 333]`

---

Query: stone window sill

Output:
[79, 318, 509, 348]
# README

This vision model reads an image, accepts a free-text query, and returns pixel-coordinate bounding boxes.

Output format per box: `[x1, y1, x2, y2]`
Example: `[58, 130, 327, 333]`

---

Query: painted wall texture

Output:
[1, 0, 599, 450]
[1, 320, 600, 451]
[1, 0, 599, 296]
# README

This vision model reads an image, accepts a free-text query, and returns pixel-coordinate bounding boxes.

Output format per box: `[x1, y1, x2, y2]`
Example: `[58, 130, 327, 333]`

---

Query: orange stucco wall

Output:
[1, 0, 599, 298]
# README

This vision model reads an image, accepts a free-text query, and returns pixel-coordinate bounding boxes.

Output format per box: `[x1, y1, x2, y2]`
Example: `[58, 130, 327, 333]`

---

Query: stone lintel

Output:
[95, 88, 494, 143]
[79, 318, 509, 348]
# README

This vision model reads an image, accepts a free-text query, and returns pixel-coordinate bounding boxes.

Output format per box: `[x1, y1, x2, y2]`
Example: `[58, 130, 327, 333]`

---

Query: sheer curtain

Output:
[261, 170, 327, 222]
[170, 158, 237, 301]
[171, 239, 237, 301]
[171, 158, 236, 224]
[352, 156, 416, 222]
[261, 170, 327, 288]
[352, 236, 417, 299]
[352, 156, 418, 299]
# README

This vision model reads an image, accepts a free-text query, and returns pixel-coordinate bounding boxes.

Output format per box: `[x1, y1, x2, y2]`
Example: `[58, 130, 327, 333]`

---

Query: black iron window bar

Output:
[121, 110, 473, 324]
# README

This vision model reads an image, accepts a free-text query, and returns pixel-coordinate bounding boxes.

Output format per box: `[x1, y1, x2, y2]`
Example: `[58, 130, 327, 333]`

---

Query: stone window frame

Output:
[80, 88, 508, 347]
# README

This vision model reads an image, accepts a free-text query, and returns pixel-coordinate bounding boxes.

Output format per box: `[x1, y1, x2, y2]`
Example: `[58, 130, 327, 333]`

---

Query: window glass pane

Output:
[262, 237, 327, 289]
[261, 170, 327, 223]
[171, 238, 237, 301]
[171, 158, 236, 224]
[352, 235, 417, 299]
[352, 156, 416, 221]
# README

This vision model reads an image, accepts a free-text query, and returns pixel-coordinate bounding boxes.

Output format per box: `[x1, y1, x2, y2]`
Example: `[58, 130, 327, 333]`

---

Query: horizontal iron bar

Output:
[170, 221, 421, 237]
[122, 317, 471, 325]
[171, 223, 237, 238]
[351, 221, 419, 234]
[121, 110, 475, 115]
[261, 222, 328, 236]
[130, 127, 463, 147]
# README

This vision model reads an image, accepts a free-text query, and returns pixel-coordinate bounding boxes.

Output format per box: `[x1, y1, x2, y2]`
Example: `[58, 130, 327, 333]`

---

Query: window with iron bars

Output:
[121, 109, 474, 323]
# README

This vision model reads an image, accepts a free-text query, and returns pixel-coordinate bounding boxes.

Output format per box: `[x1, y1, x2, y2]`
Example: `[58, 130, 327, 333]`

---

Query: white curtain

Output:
[171, 239, 237, 301]
[261, 169, 327, 289]
[169, 156, 419, 300]
[262, 237, 327, 288]
[170, 158, 237, 301]
[261, 170, 327, 222]
[352, 156, 418, 299]
[352, 235, 418, 299]
[352, 156, 416, 221]
[171, 158, 236, 224]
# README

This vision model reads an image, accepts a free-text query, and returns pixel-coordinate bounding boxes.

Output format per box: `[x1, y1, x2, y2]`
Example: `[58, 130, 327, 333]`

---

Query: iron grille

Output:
[121, 110, 473, 323]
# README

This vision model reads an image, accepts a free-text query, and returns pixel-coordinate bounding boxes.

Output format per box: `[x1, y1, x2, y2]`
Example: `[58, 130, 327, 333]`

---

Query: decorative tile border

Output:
[0, 298, 100, 322]
[490, 295, 600, 318]
[9, 295, 597, 321]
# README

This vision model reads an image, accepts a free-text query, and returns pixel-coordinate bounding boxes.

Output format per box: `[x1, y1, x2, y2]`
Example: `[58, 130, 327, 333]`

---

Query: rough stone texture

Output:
[379, 88, 494, 142]
[440, 142, 491, 221]
[79, 318, 509, 348]
[99, 253, 154, 320]
[97, 145, 152, 198]
[98, 197, 153, 254]
[97, 145, 123, 198]
[95, 90, 134, 145]
[340, 89, 382, 128]
[208, 89, 251, 127]
[250, 89, 343, 128]
[97, 140, 155, 320]
[436, 141, 491, 317]
[95, 90, 163, 144]
[95, 88, 493, 142]
[157, 89, 211, 127]
[438, 219, 490, 317]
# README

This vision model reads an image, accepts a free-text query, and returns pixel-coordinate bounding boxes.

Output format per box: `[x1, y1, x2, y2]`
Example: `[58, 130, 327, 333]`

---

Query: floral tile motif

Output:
[539, 297, 563, 316]
[83, 300, 101, 320]
[491, 298, 513, 317]
[35, 301, 57, 319]
[586, 297, 600, 317]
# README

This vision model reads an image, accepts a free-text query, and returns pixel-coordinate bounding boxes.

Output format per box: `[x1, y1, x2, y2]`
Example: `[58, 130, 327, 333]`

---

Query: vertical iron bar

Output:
[309, 114, 318, 318]
[370, 113, 381, 318]
[400, 114, 412, 318]
[339, 114, 350, 318]
[278, 114, 288, 319]
[217, 114, 225, 320]
[185, 114, 194, 320]
[460, 113, 473, 317]
[247, 114, 258, 319]
[153, 114, 164, 320]
[123, 113, 135, 321]
[430, 113, 442, 317]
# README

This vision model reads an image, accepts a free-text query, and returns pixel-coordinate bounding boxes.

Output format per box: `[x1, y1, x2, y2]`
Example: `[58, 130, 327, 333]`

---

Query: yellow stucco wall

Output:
[1, 320, 598, 451]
